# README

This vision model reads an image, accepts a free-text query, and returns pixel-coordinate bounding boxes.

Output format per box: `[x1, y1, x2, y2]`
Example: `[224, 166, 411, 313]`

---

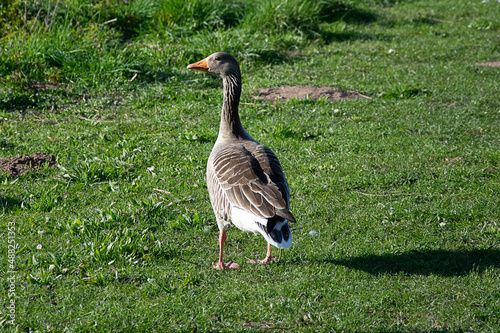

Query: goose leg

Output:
[248, 243, 278, 264]
[212, 230, 240, 269]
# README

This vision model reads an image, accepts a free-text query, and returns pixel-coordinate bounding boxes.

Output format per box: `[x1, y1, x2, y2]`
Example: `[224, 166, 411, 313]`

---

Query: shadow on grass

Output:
[250, 50, 289, 65]
[0, 196, 23, 212]
[321, 31, 380, 43]
[330, 249, 500, 277]
[323, 3, 377, 25]
[0, 83, 73, 112]
[131, 65, 185, 84]
[0, 94, 39, 112]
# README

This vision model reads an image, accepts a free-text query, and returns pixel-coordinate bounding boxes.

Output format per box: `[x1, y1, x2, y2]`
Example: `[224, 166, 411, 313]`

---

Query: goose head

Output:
[187, 52, 240, 79]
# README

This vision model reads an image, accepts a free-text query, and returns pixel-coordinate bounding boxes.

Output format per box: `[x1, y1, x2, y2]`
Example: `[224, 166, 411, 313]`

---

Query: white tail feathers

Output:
[231, 207, 293, 248]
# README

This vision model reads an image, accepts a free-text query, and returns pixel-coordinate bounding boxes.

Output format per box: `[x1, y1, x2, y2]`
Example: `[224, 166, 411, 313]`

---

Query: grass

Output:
[1, 0, 499, 331]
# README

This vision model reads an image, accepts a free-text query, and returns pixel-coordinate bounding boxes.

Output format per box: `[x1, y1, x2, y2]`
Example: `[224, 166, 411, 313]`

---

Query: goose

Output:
[187, 52, 296, 269]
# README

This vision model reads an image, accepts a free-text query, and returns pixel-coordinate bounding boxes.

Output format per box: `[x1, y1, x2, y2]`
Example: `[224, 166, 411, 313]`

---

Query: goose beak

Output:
[187, 57, 209, 72]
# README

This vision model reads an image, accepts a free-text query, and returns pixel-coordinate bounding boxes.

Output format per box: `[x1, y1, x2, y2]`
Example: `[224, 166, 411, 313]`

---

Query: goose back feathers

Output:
[207, 139, 294, 248]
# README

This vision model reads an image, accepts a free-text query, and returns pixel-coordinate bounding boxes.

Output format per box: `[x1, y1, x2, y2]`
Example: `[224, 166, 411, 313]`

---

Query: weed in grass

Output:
[27, 186, 62, 212]
[59, 157, 135, 184]
[156, 0, 247, 31]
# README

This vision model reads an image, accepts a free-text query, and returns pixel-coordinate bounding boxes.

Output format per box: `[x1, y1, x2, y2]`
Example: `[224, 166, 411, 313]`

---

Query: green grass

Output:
[1, 0, 499, 331]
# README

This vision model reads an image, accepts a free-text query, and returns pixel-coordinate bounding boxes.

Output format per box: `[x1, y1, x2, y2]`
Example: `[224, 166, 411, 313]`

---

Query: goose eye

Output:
[215, 56, 221, 61]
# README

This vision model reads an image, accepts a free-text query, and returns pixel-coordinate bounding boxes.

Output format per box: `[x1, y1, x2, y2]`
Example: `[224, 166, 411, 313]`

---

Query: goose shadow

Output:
[326, 249, 500, 277]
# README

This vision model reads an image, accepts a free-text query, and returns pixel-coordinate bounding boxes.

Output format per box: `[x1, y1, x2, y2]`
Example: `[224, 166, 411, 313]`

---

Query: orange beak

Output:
[187, 57, 209, 72]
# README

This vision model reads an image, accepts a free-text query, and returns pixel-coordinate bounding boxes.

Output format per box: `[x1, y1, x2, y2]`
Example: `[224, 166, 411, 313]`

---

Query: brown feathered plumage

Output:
[187, 52, 295, 269]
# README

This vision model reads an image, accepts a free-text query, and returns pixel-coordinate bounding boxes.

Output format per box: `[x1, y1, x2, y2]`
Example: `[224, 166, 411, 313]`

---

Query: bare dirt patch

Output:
[476, 61, 500, 68]
[253, 85, 370, 103]
[0, 152, 56, 177]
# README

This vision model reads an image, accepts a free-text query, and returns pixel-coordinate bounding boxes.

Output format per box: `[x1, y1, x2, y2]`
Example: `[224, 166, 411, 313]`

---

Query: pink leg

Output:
[248, 243, 278, 264]
[212, 230, 240, 269]
[264, 242, 272, 262]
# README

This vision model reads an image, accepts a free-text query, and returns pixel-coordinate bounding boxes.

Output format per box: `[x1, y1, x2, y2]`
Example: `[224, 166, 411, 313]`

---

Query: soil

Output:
[253, 85, 370, 103]
[476, 61, 500, 68]
[0, 152, 56, 177]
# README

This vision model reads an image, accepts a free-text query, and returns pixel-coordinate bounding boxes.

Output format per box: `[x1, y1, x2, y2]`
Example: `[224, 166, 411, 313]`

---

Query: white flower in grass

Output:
[439, 222, 446, 227]
[36, 244, 42, 250]
[309, 230, 318, 237]
[388, 49, 396, 54]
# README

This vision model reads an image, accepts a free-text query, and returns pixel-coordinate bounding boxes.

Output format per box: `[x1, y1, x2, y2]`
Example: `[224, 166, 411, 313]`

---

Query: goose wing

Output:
[209, 142, 295, 223]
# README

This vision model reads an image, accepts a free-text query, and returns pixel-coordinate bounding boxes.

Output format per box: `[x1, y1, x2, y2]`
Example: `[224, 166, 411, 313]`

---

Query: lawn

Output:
[1, 0, 499, 332]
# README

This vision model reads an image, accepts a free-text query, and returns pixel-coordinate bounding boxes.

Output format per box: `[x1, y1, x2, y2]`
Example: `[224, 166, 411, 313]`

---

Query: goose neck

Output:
[220, 73, 243, 137]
